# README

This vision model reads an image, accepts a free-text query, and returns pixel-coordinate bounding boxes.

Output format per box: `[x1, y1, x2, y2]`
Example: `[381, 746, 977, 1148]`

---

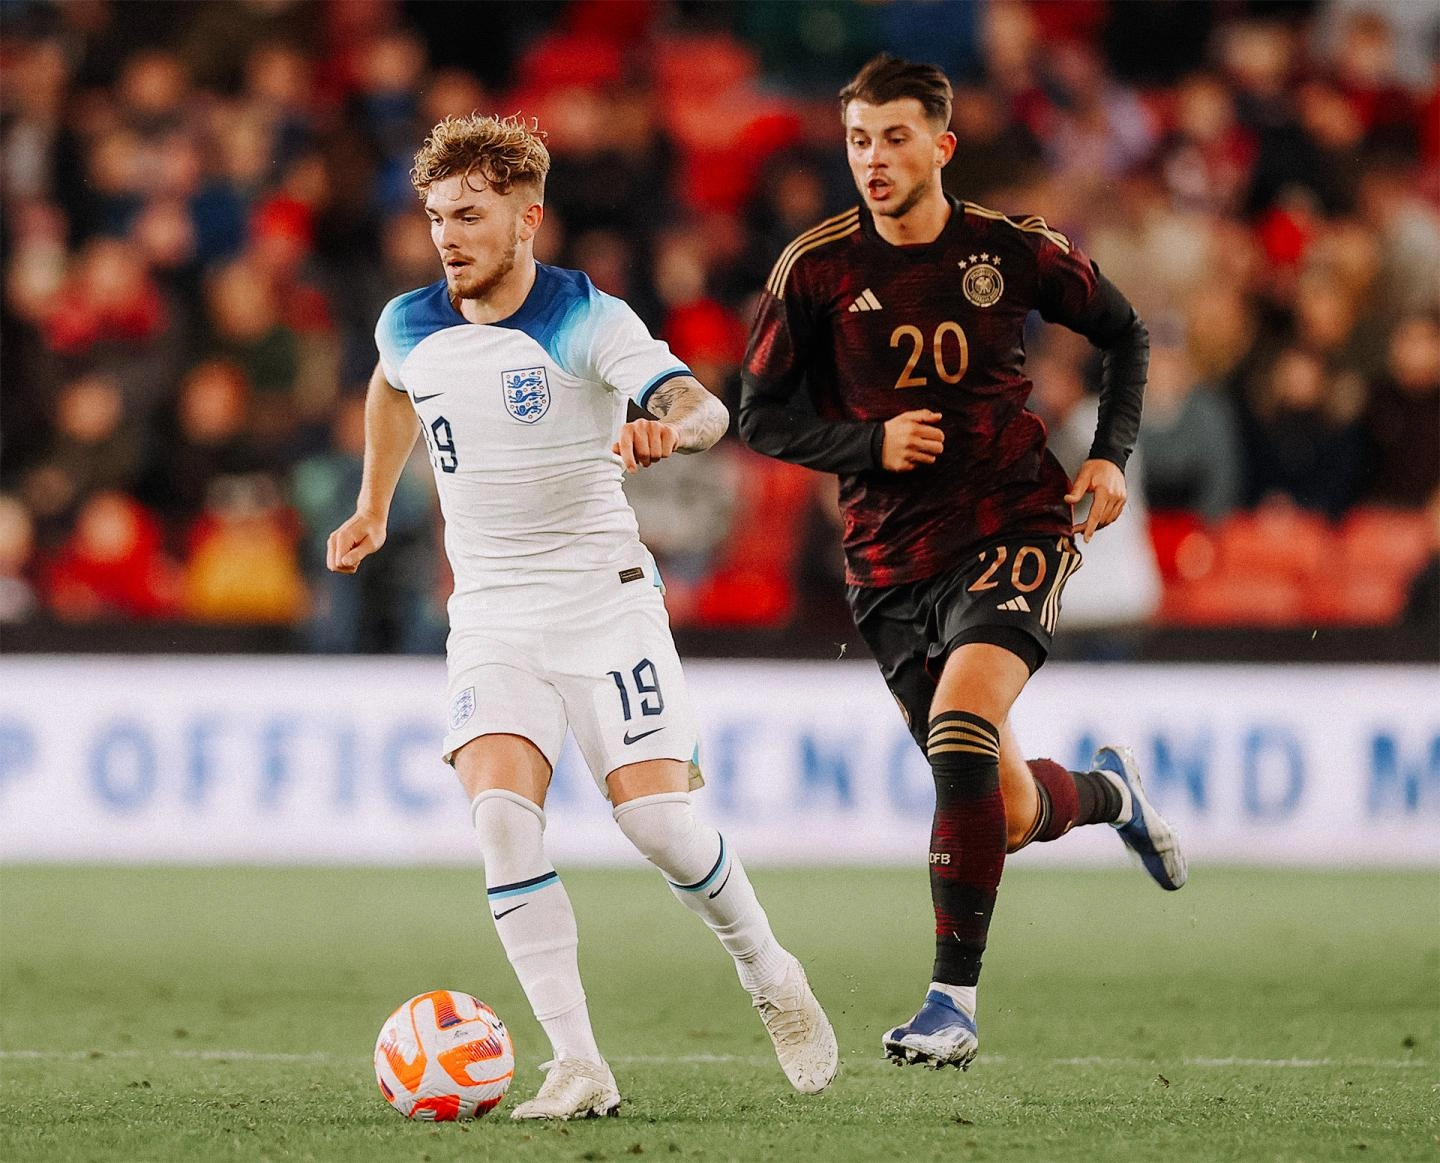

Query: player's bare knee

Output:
[1002, 780, 1042, 851]
[453, 733, 553, 802]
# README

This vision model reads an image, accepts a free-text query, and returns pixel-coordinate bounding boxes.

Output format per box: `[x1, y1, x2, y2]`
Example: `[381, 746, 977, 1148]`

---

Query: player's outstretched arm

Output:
[645, 376, 729, 452]
[327, 364, 420, 573]
[613, 376, 729, 472]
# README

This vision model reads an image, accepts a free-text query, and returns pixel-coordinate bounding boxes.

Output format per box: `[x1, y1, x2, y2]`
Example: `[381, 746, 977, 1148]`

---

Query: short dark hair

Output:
[839, 54, 953, 131]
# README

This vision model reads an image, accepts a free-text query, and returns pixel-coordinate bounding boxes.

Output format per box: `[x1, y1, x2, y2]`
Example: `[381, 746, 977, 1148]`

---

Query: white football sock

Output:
[929, 981, 978, 1019]
[471, 789, 603, 1067]
[612, 792, 790, 995]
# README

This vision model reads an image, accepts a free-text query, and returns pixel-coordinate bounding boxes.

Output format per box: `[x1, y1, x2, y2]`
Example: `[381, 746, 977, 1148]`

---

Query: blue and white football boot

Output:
[882, 990, 979, 1070]
[1093, 745, 1188, 891]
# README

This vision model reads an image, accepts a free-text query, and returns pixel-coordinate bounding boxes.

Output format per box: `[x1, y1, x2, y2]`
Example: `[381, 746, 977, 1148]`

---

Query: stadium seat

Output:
[652, 33, 803, 211]
[1159, 506, 1333, 626]
[1304, 567, 1408, 625]
[694, 452, 811, 627]
[1148, 510, 1216, 584]
[1162, 571, 1308, 626]
[1212, 506, 1332, 585]
[1306, 506, 1436, 625]
[1338, 506, 1432, 579]
[512, 32, 626, 91]
[654, 33, 759, 102]
[564, 0, 658, 42]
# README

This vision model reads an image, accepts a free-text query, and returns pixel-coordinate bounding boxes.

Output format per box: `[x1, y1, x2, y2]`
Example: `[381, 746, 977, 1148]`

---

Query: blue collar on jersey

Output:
[384, 262, 594, 369]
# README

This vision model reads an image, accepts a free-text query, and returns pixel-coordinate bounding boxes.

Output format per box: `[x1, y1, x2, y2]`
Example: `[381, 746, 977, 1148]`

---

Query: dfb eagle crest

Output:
[959, 255, 1004, 308]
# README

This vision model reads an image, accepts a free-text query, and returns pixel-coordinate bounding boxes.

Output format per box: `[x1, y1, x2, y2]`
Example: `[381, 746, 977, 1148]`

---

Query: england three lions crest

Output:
[958, 254, 1004, 308]
[501, 366, 550, 423]
[450, 686, 475, 731]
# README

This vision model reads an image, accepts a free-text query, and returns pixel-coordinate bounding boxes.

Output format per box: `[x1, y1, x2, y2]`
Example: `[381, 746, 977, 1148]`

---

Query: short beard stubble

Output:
[872, 172, 934, 220]
[448, 219, 520, 302]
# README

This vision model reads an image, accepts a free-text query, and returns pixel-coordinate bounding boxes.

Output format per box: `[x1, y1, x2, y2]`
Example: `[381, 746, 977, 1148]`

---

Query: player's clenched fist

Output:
[613, 418, 679, 472]
[327, 512, 388, 573]
[880, 409, 944, 472]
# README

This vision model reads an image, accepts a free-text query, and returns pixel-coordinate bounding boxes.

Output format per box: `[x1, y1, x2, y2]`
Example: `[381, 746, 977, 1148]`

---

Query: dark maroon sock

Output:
[927, 711, 1006, 988]
[1023, 758, 1123, 847]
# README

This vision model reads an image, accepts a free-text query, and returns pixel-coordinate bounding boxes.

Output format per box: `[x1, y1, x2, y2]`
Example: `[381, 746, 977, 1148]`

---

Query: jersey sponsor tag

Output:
[501, 366, 550, 423]
[618, 567, 645, 583]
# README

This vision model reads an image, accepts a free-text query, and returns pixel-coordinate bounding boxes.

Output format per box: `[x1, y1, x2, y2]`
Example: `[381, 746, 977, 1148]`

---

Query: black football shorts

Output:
[847, 536, 1082, 745]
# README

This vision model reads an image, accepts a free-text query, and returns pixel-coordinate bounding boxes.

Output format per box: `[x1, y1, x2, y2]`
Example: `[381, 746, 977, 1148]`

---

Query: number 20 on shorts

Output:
[969, 544, 1048, 593]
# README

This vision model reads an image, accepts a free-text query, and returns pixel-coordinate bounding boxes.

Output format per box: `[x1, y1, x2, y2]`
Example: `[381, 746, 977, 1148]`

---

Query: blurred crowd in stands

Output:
[1, 0, 1437, 652]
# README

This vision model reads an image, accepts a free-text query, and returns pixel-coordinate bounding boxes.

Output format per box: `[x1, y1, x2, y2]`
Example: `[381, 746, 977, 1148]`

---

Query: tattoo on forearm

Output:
[647, 378, 729, 452]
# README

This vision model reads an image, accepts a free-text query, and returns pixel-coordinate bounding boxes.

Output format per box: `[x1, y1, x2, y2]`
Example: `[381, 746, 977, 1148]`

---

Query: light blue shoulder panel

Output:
[375, 280, 465, 389]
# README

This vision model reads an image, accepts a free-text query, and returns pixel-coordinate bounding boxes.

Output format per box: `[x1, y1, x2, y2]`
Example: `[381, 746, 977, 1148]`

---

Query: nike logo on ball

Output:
[623, 727, 665, 745]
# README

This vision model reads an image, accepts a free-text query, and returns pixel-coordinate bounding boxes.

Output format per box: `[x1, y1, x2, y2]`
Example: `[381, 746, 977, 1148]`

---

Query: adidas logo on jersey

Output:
[846, 289, 883, 312]
[997, 595, 1031, 613]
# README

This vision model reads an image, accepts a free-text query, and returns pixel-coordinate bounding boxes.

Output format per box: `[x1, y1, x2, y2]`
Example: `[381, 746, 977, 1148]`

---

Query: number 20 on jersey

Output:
[890, 322, 969, 390]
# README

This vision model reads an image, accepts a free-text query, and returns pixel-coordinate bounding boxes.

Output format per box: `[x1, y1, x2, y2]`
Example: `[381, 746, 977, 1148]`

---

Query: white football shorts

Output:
[441, 557, 701, 797]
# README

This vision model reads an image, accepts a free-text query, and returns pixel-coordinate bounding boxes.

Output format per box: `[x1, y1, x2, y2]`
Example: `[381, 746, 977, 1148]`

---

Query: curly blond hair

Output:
[410, 114, 550, 199]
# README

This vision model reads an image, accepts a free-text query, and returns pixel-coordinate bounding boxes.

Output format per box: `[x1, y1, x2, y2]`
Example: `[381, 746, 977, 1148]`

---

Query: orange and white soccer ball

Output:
[374, 990, 515, 1120]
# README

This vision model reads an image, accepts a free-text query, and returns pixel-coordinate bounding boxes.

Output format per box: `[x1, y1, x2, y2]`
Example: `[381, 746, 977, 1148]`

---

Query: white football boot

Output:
[751, 955, 840, 1094]
[1093, 745, 1188, 891]
[509, 1057, 621, 1121]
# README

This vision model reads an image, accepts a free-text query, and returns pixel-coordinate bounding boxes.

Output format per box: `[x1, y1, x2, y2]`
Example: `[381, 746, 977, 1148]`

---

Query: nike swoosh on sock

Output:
[707, 868, 733, 899]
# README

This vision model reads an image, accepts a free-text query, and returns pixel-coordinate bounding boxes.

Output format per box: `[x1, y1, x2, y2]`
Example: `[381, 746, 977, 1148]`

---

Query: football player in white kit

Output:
[327, 114, 838, 1119]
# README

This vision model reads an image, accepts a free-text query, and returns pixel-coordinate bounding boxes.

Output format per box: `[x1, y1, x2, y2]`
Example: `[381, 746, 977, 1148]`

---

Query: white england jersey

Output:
[375, 264, 690, 621]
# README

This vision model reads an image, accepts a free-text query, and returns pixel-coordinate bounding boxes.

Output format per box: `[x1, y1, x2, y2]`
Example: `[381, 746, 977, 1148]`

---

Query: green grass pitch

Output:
[1, 865, 1435, 1162]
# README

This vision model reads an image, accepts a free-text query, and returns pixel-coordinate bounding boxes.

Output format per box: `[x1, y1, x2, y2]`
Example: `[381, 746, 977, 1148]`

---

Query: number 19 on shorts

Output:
[607, 659, 665, 720]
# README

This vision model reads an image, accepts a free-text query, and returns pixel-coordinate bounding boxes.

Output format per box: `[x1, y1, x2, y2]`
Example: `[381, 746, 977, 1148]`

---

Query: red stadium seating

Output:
[1162, 571, 1308, 626]
[1338, 506, 1432, 579]
[1213, 507, 1331, 586]
[693, 452, 811, 627]
[1147, 510, 1215, 584]
[1313, 506, 1435, 625]
[1156, 505, 1433, 627]
[1159, 507, 1325, 626]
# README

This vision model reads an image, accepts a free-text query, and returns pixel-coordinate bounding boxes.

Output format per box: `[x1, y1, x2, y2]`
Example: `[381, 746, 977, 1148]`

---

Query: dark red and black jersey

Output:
[741, 197, 1147, 588]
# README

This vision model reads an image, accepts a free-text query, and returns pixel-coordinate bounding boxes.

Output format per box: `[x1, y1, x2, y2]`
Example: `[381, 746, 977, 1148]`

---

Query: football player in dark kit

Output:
[740, 55, 1189, 1071]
